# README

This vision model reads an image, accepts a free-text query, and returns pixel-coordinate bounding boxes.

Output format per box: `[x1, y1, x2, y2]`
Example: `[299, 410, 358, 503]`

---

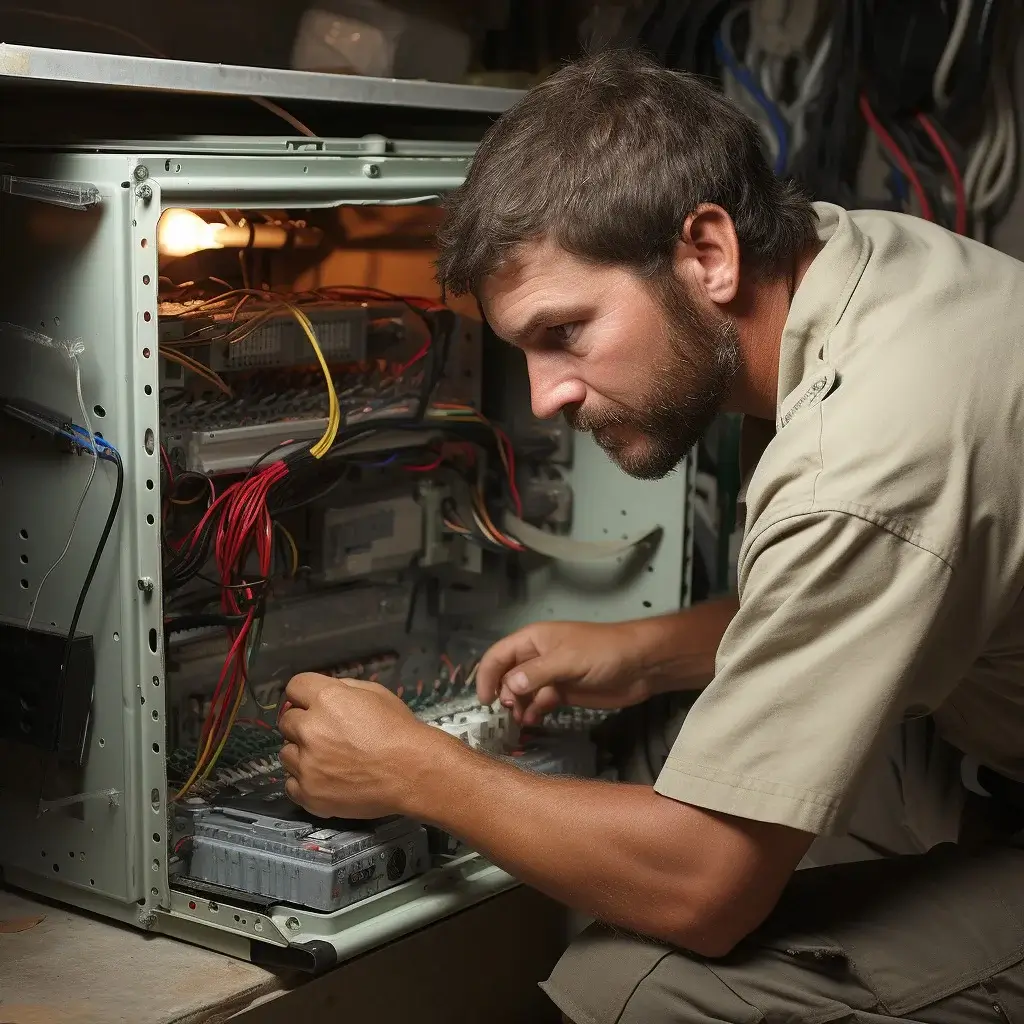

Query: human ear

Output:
[675, 203, 741, 306]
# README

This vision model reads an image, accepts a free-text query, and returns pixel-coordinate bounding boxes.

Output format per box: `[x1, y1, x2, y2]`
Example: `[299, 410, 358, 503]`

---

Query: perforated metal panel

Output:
[0, 139, 694, 962]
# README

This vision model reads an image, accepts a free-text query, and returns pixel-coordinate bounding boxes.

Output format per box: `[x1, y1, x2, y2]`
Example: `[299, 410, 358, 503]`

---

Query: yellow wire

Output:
[275, 522, 300, 576]
[283, 302, 340, 459]
[198, 679, 249, 784]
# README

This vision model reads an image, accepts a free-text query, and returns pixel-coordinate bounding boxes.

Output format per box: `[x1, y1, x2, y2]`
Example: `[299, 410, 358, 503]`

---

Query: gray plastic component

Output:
[320, 496, 423, 582]
[158, 304, 369, 372]
[167, 584, 412, 695]
[183, 808, 429, 912]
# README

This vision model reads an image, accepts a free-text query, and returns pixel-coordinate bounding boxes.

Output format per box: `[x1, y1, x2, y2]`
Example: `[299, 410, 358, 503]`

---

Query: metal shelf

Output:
[0, 43, 523, 114]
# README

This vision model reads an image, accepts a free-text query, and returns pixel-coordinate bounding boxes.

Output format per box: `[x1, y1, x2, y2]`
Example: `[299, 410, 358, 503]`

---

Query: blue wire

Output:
[714, 32, 790, 176]
[67, 424, 120, 457]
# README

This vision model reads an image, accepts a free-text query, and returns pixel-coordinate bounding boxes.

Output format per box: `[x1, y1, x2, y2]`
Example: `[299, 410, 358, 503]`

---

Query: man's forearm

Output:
[631, 595, 739, 695]
[399, 725, 795, 957]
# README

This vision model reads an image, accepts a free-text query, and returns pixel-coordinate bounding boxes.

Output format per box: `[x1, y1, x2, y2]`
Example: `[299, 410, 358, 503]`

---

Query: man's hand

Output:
[278, 673, 438, 819]
[477, 620, 655, 724]
[477, 599, 739, 724]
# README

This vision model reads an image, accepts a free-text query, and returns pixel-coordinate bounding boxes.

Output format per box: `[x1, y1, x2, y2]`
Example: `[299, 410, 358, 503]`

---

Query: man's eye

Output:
[548, 323, 579, 345]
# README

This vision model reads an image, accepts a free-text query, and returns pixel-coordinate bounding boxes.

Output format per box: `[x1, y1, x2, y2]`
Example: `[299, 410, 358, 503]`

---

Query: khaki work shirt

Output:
[655, 202, 1024, 835]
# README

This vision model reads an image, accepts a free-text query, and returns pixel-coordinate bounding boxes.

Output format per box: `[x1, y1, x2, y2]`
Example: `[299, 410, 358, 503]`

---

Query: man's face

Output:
[481, 239, 740, 480]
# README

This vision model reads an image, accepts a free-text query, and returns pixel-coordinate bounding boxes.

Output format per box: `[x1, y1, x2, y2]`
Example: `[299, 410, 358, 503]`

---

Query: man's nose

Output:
[525, 352, 586, 420]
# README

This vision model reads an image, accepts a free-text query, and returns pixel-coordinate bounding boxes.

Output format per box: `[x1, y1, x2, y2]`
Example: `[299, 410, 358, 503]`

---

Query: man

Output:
[278, 50, 1024, 1022]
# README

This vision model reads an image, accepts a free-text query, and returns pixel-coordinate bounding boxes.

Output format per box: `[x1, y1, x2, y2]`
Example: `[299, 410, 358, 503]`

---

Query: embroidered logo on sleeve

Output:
[779, 366, 837, 428]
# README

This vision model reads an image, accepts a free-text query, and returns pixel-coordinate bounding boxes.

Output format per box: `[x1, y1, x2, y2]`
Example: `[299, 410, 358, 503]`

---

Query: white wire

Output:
[965, 70, 1017, 225]
[933, 0, 972, 108]
[26, 354, 97, 633]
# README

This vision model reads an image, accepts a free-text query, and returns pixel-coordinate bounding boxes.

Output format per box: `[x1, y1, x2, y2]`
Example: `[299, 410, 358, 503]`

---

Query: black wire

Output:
[164, 612, 248, 633]
[59, 447, 123, 687]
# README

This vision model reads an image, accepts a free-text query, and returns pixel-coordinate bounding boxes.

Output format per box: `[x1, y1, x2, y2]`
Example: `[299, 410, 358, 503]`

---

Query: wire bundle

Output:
[623, 1, 1018, 239]
[171, 459, 286, 799]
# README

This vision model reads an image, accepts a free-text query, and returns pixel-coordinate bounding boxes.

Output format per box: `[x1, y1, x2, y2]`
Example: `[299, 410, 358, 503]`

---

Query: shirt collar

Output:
[776, 202, 871, 422]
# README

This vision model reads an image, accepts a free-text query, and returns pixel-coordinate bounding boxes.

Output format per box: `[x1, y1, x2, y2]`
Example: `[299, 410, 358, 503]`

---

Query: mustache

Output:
[563, 403, 628, 433]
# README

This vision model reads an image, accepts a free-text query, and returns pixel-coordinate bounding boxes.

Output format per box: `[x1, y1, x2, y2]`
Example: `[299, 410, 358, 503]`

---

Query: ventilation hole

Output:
[152, 742, 160, 753]
[92, 405, 106, 419]
[142, 347, 151, 359]
[234, 914, 240, 922]
[20, 554, 27, 564]
[151, 788, 160, 809]
[646, 565, 654, 573]
[143, 274, 151, 285]
[19, 579, 28, 589]
[79, 852, 85, 861]
[144, 384, 152, 396]
[144, 428, 155, 454]
[143, 311, 152, 323]
[90, 878, 96, 886]
[151, 887, 159, 897]
[19, 528, 28, 539]
[302, 165, 308, 173]
[151, 709, 159, 721]
[149, 628, 157, 653]
[146, 514, 155, 525]
[95, 431, 103, 439]
[53, 316, 60, 326]
[132, 220, 137, 227]
[136, 898, 146, 906]
[52, 863, 59, 873]
[164, 160, 171, 171]
[153, 833, 161, 844]
[146, 479, 154, 490]
[112, 631, 120, 642]
[69, 850, 75, 859]
[153, 675, 161, 687]
[152, 859, 160, 871]
[140, 695, 145, 705]
[40, 850, 46, 858]
[98, 738, 105, 747]
[642, 601, 652, 609]
[141, 238, 148, 249]
[121, 181, 130, 189]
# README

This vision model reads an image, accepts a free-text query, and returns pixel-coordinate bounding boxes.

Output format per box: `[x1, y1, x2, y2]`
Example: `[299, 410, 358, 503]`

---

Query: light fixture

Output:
[157, 208, 323, 257]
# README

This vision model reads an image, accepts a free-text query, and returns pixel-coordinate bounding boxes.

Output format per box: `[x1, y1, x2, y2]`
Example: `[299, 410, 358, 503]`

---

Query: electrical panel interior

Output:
[0, 139, 693, 968]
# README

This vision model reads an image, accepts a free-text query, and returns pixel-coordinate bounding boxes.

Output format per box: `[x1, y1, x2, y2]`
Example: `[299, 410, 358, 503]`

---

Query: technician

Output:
[278, 50, 1024, 1023]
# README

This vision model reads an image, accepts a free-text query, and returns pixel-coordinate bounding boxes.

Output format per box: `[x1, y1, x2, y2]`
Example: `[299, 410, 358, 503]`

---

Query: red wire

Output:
[859, 94, 933, 222]
[404, 454, 445, 472]
[494, 426, 523, 518]
[916, 113, 967, 235]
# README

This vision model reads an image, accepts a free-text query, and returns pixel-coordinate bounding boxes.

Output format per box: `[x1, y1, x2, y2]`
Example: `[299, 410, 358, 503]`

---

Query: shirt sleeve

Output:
[655, 509, 960, 835]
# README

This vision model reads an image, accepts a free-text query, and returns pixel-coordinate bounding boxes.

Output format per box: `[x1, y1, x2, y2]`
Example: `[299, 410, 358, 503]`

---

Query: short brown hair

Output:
[436, 49, 817, 297]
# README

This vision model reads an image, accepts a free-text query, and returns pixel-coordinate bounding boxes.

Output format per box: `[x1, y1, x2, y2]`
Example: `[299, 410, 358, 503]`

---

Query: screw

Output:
[136, 184, 153, 202]
[133, 164, 149, 182]
[137, 577, 154, 596]
[363, 162, 381, 178]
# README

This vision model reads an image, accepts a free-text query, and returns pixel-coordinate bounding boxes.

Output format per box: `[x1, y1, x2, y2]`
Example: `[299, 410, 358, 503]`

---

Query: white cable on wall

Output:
[933, 0, 973, 109]
[26, 350, 97, 633]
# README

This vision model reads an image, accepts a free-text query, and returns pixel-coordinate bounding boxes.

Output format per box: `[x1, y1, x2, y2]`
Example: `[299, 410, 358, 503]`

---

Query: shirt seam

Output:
[659, 759, 841, 815]
[743, 502, 957, 573]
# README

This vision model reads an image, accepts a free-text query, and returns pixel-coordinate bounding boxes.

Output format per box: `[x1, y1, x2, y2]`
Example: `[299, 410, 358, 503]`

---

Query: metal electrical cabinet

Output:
[0, 135, 694, 968]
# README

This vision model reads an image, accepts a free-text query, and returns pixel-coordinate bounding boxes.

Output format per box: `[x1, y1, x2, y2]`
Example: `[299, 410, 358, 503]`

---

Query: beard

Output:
[564, 275, 741, 480]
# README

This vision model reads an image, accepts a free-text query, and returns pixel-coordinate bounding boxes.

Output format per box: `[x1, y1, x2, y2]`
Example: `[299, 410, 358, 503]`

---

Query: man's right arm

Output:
[476, 596, 738, 723]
